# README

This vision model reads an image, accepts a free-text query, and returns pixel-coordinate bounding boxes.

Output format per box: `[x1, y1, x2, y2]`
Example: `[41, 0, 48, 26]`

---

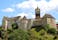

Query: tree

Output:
[56, 31, 58, 35]
[8, 29, 30, 40]
[29, 28, 40, 40]
[29, 28, 54, 40]
[43, 24, 50, 31]
[35, 24, 50, 32]
[0, 27, 3, 38]
[12, 23, 18, 29]
[47, 28, 57, 35]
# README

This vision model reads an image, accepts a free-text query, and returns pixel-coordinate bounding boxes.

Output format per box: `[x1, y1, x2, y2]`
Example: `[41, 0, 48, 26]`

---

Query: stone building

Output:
[56, 24, 58, 29]
[2, 7, 57, 31]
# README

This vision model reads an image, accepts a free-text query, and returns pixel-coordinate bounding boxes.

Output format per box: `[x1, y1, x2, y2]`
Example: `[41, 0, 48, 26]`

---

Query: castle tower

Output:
[2, 16, 8, 31]
[35, 6, 40, 19]
[42, 14, 57, 29]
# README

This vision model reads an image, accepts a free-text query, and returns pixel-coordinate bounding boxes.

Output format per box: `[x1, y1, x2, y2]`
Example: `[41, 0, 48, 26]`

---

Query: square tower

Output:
[35, 6, 40, 19]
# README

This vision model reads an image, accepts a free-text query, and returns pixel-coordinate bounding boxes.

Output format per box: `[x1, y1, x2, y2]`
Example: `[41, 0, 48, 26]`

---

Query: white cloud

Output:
[15, 0, 58, 17]
[16, 12, 28, 18]
[31, 14, 35, 18]
[16, 12, 35, 18]
[16, 0, 37, 9]
[16, 1, 30, 9]
[56, 20, 58, 22]
[2, 8, 14, 12]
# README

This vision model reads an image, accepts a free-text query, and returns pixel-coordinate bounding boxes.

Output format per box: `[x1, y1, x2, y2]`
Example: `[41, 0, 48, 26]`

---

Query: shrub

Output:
[12, 23, 18, 29]
[8, 29, 30, 40]
[47, 28, 57, 35]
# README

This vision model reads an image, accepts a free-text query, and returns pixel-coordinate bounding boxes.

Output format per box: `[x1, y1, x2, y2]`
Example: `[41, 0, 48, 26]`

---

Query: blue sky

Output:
[0, 0, 58, 25]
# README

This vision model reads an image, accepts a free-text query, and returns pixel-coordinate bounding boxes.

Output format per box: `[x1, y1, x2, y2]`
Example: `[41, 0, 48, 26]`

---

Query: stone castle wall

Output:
[2, 7, 57, 30]
[47, 18, 56, 29]
[2, 16, 57, 30]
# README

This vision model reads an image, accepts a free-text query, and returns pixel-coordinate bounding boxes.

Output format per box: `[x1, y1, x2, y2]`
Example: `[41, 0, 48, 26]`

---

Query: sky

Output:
[0, 0, 58, 25]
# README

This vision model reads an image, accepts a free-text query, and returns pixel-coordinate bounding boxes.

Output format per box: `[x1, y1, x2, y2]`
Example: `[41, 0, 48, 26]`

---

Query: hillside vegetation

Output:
[0, 24, 58, 40]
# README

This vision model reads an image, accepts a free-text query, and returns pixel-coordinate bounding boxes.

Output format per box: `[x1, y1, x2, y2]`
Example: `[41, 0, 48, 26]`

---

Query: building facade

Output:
[2, 7, 57, 30]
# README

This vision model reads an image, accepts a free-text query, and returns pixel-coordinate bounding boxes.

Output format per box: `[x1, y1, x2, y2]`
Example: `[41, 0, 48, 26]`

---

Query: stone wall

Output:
[47, 18, 56, 29]
[41, 18, 47, 26]
[27, 19, 34, 30]
[2, 15, 57, 31]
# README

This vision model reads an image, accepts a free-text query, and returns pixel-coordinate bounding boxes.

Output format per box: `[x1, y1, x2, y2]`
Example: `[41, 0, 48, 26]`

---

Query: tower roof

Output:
[35, 6, 40, 10]
[43, 14, 55, 19]
[23, 16, 26, 19]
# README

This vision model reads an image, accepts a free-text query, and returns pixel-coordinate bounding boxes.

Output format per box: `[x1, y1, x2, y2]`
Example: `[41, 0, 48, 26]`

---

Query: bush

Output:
[47, 28, 57, 35]
[35, 24, 50, 32]
[12, 23, 18, 29]
[56, 31, 58, 35]
[43, 24, 50, 31]
[8, 29, 30, 40]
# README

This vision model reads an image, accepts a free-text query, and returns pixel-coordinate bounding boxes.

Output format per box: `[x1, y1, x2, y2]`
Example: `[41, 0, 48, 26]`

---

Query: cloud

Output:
[16, 0, 37, 9]
[16, 12, 35, 18]
[16, 1, 30, 9]
[15, 0, 58, 17]
[16, 12, 28, 17]
[56, 20, 58, 22]
[31, 14, 35, 18]
[2, 8, 14, 12]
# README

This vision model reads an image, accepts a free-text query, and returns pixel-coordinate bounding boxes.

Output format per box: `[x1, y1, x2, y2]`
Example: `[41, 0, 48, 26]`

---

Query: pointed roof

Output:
[35, 6, 40, 10]
[43, 14, 55, 19]
[23, 16, 26, 19]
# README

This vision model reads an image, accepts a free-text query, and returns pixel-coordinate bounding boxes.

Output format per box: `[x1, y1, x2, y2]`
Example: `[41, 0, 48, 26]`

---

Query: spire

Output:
[23, 16, 26, 19]
[35, 6, 40, 10]
[37, 6, 39, 9]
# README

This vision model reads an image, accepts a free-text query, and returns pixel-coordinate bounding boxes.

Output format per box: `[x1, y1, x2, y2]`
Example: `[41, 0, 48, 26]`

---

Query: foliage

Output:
[12, 23, 18, 29]
[8, 29, 30, 40]
[57, 31, 58, 35]
[47, 28, 57, 35]
[1, 24, 58, 40]
[7, 29, 13, 34]
[29, 28, 54, 40]
[0, 27, 2, 31]
[0, 27, 3, 38]
[35, 24, 50, 32]
[43, 24, 50, 31]
[29, 28, 40, 40]
[35, 25, 43, 32]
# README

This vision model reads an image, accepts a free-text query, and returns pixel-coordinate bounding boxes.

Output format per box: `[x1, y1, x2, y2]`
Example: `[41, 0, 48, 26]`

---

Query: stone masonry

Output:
[2, 7, 57, 30]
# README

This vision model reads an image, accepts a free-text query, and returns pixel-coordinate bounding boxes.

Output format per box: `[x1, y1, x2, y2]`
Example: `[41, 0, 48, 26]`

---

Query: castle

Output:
[2, 7, 57, 31]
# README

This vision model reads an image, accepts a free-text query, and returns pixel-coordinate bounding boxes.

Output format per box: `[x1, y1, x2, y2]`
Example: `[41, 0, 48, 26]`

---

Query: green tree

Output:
[35, 24, 50, 32]
[12, 23, 18, 29]
[29, 28, 54, 40]
[43, 24, 50, 31]
[0, 28, 2, 38]
[0, 27, 3, 39]
[8, 29, 30, 40]
[47, 28, 57, 35]
[29, 28, 40, 40]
